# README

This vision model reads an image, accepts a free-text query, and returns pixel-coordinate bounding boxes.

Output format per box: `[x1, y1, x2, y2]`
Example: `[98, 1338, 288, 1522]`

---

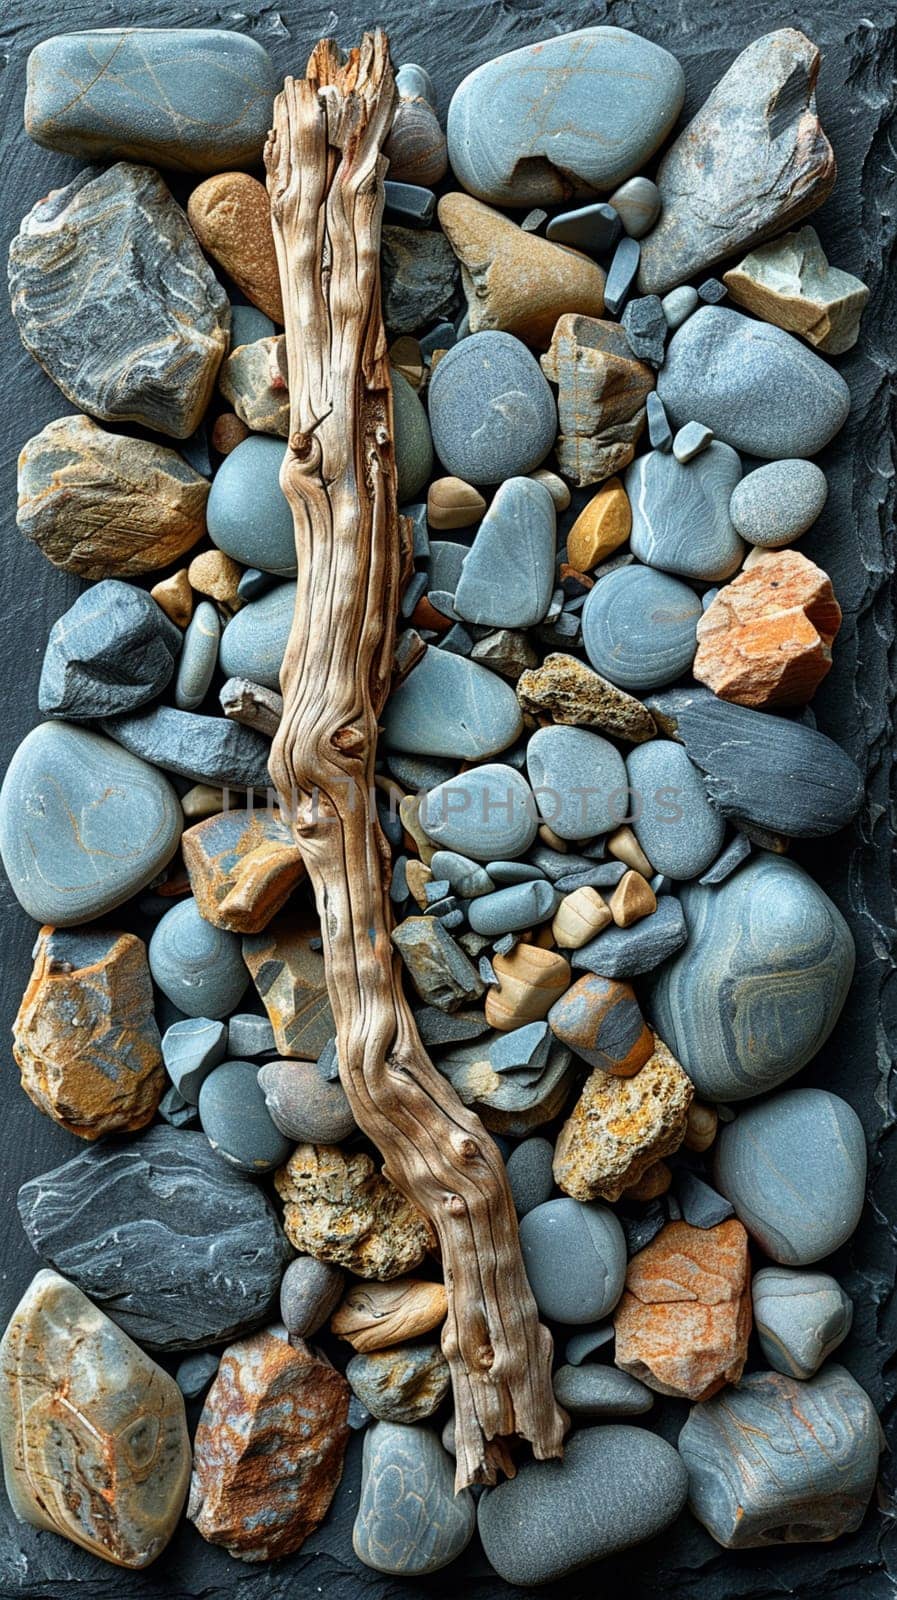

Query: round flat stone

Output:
[657, 306, 851, 459]
[467, 879, 560, 937]
[714, 1088, 866, 1265]
[627, 739, 725, 880]
[752, 1267, 853, 1379]
[149, 899, 249, 1019]
[626, 443, 745, 581]
[646, 854, 855, 1101]
[0, 722, 182, 924]
[582, 565, 701, 691]
[419, 764, 537, 860]
[730, 459, 829, 547]
[506, 1137, 554, 1216]
[175, 600, 219, 710]
[453, 478, 556, 628]
[553, 1364, 653, 1417]
[258, 1059, 356, 1143]
[354, 1422, 475, 1574]
[207, 436, 296, 576]
[526, 725, 628, 841]
[478, 1425, 687, 1585]
[198, 1059, 292, 1173]
[393, 369, 434, 503]
[428, 332, 557, 486]
[383, 647, 523, 759]
[519, 1197, 626, 1324]
[219, 581, 295, 690]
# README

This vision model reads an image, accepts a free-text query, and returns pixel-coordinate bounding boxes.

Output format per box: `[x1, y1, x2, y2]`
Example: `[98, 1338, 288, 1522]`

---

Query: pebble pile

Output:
[0, 17, 880, 1589]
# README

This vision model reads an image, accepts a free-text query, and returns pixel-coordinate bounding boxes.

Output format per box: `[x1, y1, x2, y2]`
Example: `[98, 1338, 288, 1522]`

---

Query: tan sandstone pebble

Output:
[188, 1329, 349, 1561]
[331, 1278, 448, 1352]
[438, 192, 606, 348]
[14, 927, 164, 1140]
[218, 337, 290, 437]
[540, 313, 654, 485]
[274, 1144, 437, 1280]
[405, 859, 434, 908]
[552, 886, 612, 949]
[622, 1159, 673, 1201]
[484, 944, 571, 1031]
[151, 568, 194, 628]
[694, 547, 842, 708]
[613, 1219, 752, 1402]
[607, 825, 654, 877]
[566, 477, 632, 569]
[243, 918, 334, 1058]
[553, 1035, 694, 1202]
[188, 172, 283, 323]
[188, 549, 243, 612]
[211, 411, 250, 455]
[182, 807, 305, 934]
[529, 467, 571, 511]
[516, 653, 656, 744]
[609, 869, 657, 928]
[427, 475, 486, 529]
[684, 1101, 719, 1153]
[398, 794, 437, 864]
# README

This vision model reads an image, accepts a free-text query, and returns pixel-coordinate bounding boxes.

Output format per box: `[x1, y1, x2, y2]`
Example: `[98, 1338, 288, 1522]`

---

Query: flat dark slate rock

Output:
[100, 704, 271, 789]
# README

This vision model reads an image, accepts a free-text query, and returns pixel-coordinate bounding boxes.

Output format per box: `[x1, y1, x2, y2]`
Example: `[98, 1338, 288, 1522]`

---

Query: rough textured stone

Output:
[149, 899, 249, 1019]
[101, 705, 271, 789]
[729, 458, 829, 548]
[438, 192, 605, 346]
[391, 916, 485, 1011]
[679, 1365, 881, 1547]
[346, 1345, 449, 1424]
[639, 30, 836, 296]
[573, 893, 687, 978]
[724, 225, 869, 354]
[182, 807, 304, 934]
[647, 855, 855, 1100]
[626, 443, 745, 582]
[380, 225, 459, 336]
[548, 974, 654, 1078]
[437, 1028, 574, 1137]
[752, 1267, 853, 1379]
[16, 1127, 291, 1350]
[331, 1279, 448, 1353]
[447, 27, 684, 206]
[427, 331, 557, 486]
[554, 1035, 694, 1201]
[478, 1425, 688, 1585]
[17, 415, 209, 578]
[614, 1219, 751, 1400]
[693, 548, 842, 707]
[38, 579, 181, 720]
[280, 1256, 345, 1339]
[24, 28, 276, 171]
[453, 477, 555, 628]
[218, 336, 289, 437]
[714, 1088, 867, 1264]
[188, 172, 282, 322]
[9, 162, 229, 438]
[541, 313, 653, 485]
[14, 927, 163, 1140]
[0, 1269, 190, 1568]
[582, 565, 701, 691]
[627, 739, 726, 880]
[354, 1423, 475, 1574]
[188, 1330, 349, 1561]
[243, 920, 335, 1057]
[259, 1058, 355, 1143]
[383, 644, 523, 759]
[519, 1197, 626, 1324]
[0, 722, 182, 925]
[275, 1145, 436, 1280]
[518, 652, 656, 743]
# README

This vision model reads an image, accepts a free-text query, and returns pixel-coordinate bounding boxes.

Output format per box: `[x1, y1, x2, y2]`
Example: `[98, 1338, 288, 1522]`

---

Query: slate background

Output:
[0, 1, 895, 1595]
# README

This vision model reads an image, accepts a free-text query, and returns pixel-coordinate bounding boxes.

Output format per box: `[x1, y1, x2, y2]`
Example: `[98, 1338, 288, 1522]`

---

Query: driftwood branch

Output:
[264, 31, 566, 1489]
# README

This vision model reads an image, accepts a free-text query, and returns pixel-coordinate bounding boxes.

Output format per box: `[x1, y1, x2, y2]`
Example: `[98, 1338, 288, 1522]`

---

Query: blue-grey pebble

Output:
[553, 1364, 653, 1417]
[354, 1423, 475, 1574]
[519, 1197, 626, 1324]
[207, 436, 295, 576]
[478, 1425, 688, 1585]
[546, 202, 621, 253]
[661, 285, 699, 329]
[676, 1172, 734, 1230]
[280, 1255, 345, 1338]
[679, 1366, 880, 1548]
[219, 581, 295, 691]
[714, 1088, 866, 1265]
[100, 705, 270, 788]
[467, 879, 560, 937]
[429, 851, 494, 898]
[198, 1059, 292, 1173]
[564, 1323, 615, 1365]
[627, 443, 744, 581]
[582, 565, 701, 691]
[646, 390, 673, 450]
[161, 1016, 227, 1101]
[647, 855, 855, 1101]
[0, 722, 181, 924]
[672, 421, 714, 463]
[38, 579, 181, 719]
[527, 724, 628, 841]
[427, 541, 468, 593]
[730, 459, 829, 547]
[157, 1085, 197, 1127]
[609, 174, 661, 239]
[506, 1137, 554, 1216]
[657, 306, 851, 459]
[257, 1059, 355, 1143]
[175, 1350, 219, 1399]
[751, 1267, 853, 1380]
[231, 304, 276, 349]
[149, 898, 249, 1019]
[419, 764, 537, 860]
[486, 860, 544, 885]
[226, 1013, 276, 1057]
[383, 648, 523, 759]
[627, 739, 725, 879]
[453, 478, 555, 628]
[698, 831, 751, 885]
[604, 235, 641, 316]
[174, 601, 219, 710]
[572, 893, 687, 977]
[428, 332, 557, 486]
[392, 368, 433, 503]
[236, 567, 276, 602]
[447, 28, 684, 206]
[387, 752, 456, 791]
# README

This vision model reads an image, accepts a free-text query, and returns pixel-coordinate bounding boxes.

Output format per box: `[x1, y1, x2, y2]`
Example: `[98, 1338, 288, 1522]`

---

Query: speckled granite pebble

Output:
[730, 459, 828, 547]
[506, 1137, 555, 1216]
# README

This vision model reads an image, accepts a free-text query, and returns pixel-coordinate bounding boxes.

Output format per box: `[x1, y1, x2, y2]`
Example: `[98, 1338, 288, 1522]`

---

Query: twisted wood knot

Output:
[332, 725, 365, 754]
[447, 1193, 467, 1216]
[476, 1344, 495, 1370]
[456, 1136, 480, 1162]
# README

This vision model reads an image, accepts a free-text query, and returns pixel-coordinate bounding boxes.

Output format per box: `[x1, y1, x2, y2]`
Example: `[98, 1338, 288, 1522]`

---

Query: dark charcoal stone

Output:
[16, 1127, 291, 1351]
[621, 295, 667, 364]
[100, 704, 271, 788]
[380, 226, 460, 335]
[38, 579, 181, 719]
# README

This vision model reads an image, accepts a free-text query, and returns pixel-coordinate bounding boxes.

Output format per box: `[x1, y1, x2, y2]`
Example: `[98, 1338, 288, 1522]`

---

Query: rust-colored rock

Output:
[517, 652, 656, 743]
[242, 917, 335, 1057]
[13, 927, 164, 1139]
[331, 1277, 448, 1352]
[182, 806, 305, 934]
[211, 412, 250, 455]
[553, 1035, 693, 1201]
[151, 568, 194, 628]
[548, 973, 654, 1078]
[188, 173, 283, 323]
[566, 478, 632, 570]
[275, 1144, 437, 1280]
[541, 314, 654, 485]
[694, 548, 841, 708]
[188, 1329, 349, 1561]
[438, 193, 605, 348]
[613, 1219, 752, 1401]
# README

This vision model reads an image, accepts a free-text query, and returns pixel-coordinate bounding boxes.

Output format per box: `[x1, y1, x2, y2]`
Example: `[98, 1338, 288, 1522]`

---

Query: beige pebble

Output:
[529, 468, 571, 511]
[188, 549, 243, 612]
[427, 476, 486, 530]
[398, 794, 436, 865]
[405, 859, 433, 908]
[187, 172, 283, 323]
[623, 1159, 673, 1201]
[151, 568, 193, 628]
[609, 870, 657, 928]
[181, 784, 225, 820]
[607, 825, 654, 877]
[566, 477, 632, 570]
[211, 412, 250, 455]
[331, 1278, 447, 1352]
[552, 887, 612, 949]
[537, 823, 568, 852]
[684, 1101, 719, 1153]
[485, 944, 571, 1032]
